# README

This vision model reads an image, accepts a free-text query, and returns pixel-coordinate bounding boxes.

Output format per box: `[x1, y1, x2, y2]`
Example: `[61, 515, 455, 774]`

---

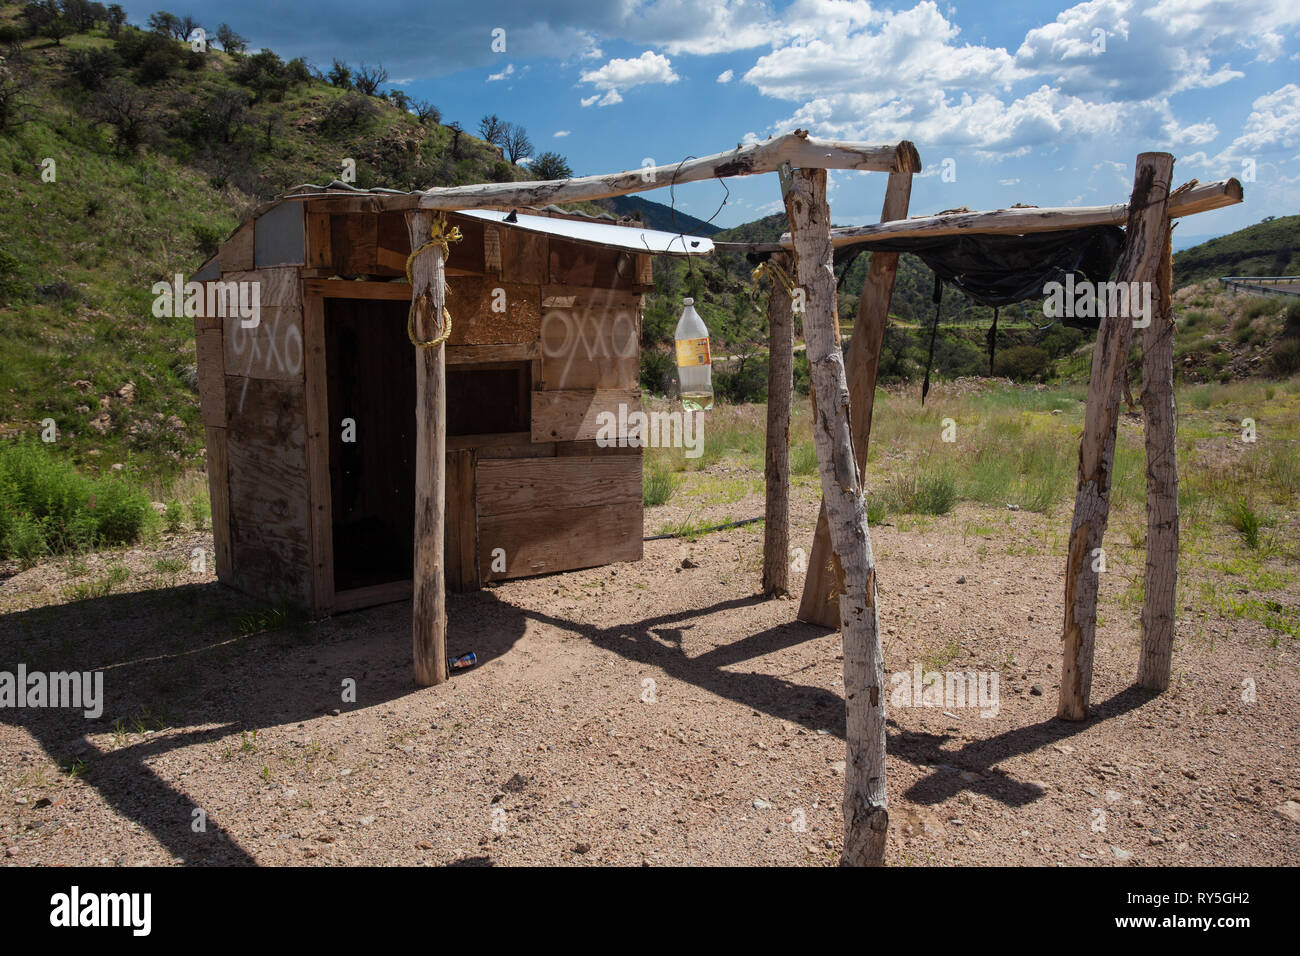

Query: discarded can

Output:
[449, 652, 477, 670]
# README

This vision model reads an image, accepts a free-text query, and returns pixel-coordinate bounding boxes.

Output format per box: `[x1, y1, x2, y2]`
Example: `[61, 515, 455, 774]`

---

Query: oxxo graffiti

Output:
[152, 274, 260, 328]
[540, 296, 638, 387]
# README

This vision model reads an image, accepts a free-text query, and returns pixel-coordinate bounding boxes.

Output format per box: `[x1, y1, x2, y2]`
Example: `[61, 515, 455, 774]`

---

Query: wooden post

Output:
[762, 253, 794, 596]
[1059, 152, 1173, 721]
[406, 210, 449, 687]
[1137, 220, 1178, 690]
[798, 168, 914, 626]
[784, 165, 888, 866]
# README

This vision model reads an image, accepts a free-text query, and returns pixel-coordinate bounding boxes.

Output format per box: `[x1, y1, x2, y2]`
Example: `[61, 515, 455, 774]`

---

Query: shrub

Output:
[1270, 339, 1300, 377]
[639, 349, 676, 396]
[1243, 298, 1275, 320]
[0, 441, 153, 560]
[993, 344, 1053, 382]
[1224, 496, 1263, 550]
[163, 499, 184, 532]
[642, 463, 675, 507]
[1283, 300, 1300, 338]
[791, 441, 818, 476]
[189, 494, 210, 530]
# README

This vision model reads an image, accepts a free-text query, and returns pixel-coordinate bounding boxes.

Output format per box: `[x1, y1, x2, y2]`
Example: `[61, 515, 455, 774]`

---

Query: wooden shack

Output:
[191, 187, 692, 617]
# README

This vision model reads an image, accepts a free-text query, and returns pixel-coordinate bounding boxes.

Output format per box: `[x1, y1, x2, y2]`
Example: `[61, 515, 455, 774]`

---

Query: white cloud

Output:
[579, 50, 678, 106]
[554, 130, 571, 137]
[1000, 178, 1020, 185]
[717, 69, 734, 83]
[487, 63, 515, 82]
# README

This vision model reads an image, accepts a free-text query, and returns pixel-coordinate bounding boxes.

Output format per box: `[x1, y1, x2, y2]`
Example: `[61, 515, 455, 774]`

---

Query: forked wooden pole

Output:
[784, 166, 887, 866]
[1059, 153, 1173, 720]
[798, 168, 914, 626]
[1137, 221, 1178, 690]
[762, 253, 794, 597]
[406, 210, 449, 687]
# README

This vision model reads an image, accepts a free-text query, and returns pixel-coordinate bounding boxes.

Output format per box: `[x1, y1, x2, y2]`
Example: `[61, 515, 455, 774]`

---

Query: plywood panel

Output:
[220, 220, 254, 274]
[195, 328, 227, 427]
[221, 268, 302, 309]
[205, 425, 232, 582]
[478, 500, 642, 581]
[306, 211, 331, 269]
[302, 295, 334, 615]
[446, 277, 541, 345]
[223, 306, 304, 382]
[548, 237, 639, 289]
[225, 376, 311, 605]
[500, 228, 547, 285]
[445, 449, 479, 592]
[539, 288, 640, 390]
[477, 455, 640, 518]
[330, 213, 378, 276]
[530, 388, 639, 442]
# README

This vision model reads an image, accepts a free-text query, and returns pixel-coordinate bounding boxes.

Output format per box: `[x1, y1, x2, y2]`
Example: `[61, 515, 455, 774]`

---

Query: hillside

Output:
[0, 3, 542, 481]
[1173, 214, 1300, 287]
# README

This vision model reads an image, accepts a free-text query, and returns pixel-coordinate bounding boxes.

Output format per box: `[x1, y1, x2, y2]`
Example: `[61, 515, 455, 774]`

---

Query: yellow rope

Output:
[752, 258, 796, 295]
[406, 216, 463, 348]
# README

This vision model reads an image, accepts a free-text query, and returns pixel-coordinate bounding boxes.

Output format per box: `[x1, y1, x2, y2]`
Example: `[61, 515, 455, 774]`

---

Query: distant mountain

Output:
[597, 195, 722, 236]
[1173, 215, 1300, 288]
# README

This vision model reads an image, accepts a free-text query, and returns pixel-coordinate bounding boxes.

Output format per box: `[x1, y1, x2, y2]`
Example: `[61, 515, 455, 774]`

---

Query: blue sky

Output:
[120, 0, 1299, 242]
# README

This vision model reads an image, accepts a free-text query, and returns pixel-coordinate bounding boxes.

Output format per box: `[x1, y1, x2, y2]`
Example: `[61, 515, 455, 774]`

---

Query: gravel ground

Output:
[1, 485, 1298, 866]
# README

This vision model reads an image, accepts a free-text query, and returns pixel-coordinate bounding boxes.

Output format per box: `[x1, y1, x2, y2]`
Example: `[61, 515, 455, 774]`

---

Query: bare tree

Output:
[353, 61, 388, 96]
[477, 113, 505, 146]
[503, 122, 532, 163]
[0, 58, 33, 133]
[412, 99, 441, 125]
[447, 120, 463, 157]
[92, 79, 150, 151]
[214, 23, 246, 54]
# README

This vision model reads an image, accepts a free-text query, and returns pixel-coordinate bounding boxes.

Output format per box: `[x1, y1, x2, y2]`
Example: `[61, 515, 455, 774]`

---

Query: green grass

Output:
[1224, 497, 1266, 550]
[0, 439, 155, 562]
[642, 462, 676, 507]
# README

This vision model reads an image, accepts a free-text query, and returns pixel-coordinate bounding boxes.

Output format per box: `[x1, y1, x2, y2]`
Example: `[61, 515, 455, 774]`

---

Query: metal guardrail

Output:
[1219, 276, 1300, 298]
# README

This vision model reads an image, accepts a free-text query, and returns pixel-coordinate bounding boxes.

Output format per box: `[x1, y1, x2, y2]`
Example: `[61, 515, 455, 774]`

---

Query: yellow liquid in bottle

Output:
[681, 390, 714, 412]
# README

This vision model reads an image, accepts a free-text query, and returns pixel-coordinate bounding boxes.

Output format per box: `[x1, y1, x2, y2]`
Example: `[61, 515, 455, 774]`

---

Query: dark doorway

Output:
[325, 298, 416, 592]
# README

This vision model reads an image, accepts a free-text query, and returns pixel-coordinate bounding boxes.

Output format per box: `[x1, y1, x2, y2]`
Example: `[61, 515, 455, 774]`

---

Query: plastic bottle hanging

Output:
[674, 297, 713, 411]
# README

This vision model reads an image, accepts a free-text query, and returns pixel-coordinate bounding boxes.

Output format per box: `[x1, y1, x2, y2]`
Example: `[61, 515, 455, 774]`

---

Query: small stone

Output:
[681, 558, 699, 569]
[1111, 845, 1133, 861]
[1182, 769, 1198, 780]
[1030, 685, 1044, 696]
[753, 798, 773, 810]
[1276, 801, 1300, 824]
[830, 761, 846, 775]
[1104, 790, 1123, 804]
[956, 576, 966, 584]
[573, 842, 591, 854]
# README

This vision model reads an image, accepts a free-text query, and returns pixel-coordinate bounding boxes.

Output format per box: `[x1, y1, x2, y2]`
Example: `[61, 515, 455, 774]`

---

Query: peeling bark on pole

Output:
[1138, 222, 1179, 691]
[762, 253, 794, 597]
[799, 169, 913, 626]
[784, 166, 887, 866]
[1059, 153, 1173, 721]
[406, 210, 449, 687]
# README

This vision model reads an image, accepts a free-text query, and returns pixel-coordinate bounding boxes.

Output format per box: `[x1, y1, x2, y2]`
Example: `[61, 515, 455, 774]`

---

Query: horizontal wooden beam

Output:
[414, 133, 920, 211]
[763, 178, 1242, 249]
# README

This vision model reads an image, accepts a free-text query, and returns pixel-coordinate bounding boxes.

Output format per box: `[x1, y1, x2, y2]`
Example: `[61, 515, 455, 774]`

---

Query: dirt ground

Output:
[2, 485, 1298, 866]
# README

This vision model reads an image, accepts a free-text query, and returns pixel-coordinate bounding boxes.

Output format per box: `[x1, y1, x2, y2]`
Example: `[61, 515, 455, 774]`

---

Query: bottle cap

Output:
[683, 297, 694, 306]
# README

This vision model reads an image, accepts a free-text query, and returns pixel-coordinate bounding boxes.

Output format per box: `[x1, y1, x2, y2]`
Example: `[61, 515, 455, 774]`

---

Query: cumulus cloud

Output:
[717, 69, 734, 83]
[487, 63, 515, 82]
[554, 130, 571, 137]
[578, 50, 679, 106]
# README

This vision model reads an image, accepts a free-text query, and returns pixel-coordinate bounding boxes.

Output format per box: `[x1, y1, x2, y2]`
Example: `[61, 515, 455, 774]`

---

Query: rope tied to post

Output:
[752, 258, 796, 296]
[406, 215, 462, 348]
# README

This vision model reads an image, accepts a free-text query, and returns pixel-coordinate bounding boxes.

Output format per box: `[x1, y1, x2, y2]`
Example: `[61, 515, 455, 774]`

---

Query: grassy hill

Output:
[0, 2, 539, 487]
[1173, 215, 1300, 287]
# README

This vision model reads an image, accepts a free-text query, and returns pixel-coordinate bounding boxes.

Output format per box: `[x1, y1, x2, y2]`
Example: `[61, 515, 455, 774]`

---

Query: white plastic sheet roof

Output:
[456, 208, 714, 257]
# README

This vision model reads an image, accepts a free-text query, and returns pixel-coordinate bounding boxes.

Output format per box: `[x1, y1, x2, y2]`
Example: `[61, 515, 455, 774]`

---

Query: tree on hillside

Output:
[21, 1, 58, 35]
[412, 99, 441, 125]
[106, 4, 126, 37]
[0, 59, 33, 133]
[502, 122, 532, 163]
[530, 151, 572, 180]
[477, 113, 505, 147]
[92, 79, 150, 151]
[61, 0, 105, 32]
[179, 14, 202, 42]
[146, 11, 181, 39]
[43, 13, 73, 45]
[327, 59, 352, 89]
[353, 62, 388, 96]
[447, 120, 463, 157]
[214, 23, 246, 54]
[387, 89, 410, 112]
